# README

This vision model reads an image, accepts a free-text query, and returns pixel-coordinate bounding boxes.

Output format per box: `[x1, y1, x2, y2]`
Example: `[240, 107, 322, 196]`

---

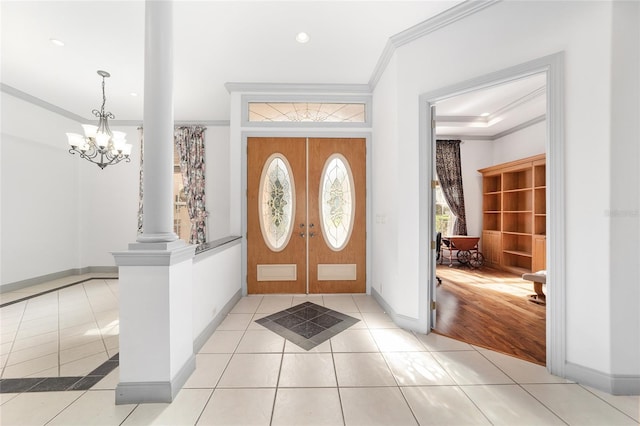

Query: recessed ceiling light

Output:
[49, 38, 65, 47]
[130, 92, 138, 97]
[480, 112, 490, 117]
[296, 32, 310, 44]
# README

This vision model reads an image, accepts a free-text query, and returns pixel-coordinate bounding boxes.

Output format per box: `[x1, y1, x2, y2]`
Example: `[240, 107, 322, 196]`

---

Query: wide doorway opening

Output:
[430, 72, 549, 365]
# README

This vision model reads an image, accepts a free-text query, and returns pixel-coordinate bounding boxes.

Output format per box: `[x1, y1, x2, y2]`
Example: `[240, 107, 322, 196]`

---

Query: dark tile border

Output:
[0, 277, 117, 308]
[0, 353, 119, 393]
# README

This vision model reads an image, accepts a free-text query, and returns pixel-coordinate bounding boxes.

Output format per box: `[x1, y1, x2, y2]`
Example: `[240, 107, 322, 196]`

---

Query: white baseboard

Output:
[115, 355, 196, 404]
[566, 362, 640, 395]
[371, 287, 429, 334]
[193, 289, 242, 353]
[0, 267, 118, 293]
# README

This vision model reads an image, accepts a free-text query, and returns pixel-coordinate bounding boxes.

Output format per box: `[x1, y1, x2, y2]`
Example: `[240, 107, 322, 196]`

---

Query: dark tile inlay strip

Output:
[0, 277, 117, 308]
[0, 353, 119, 393]
[256, 301, 360, 350]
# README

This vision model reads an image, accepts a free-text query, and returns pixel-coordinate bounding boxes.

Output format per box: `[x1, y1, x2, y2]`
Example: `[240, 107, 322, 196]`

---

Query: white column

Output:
[138, 0, 177, 243]
[113, 0, 195, 405]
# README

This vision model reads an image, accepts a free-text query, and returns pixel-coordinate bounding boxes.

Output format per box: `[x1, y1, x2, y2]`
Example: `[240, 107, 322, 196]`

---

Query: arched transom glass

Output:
[320, 154, 355, 251]
[259, 154, 295, 251]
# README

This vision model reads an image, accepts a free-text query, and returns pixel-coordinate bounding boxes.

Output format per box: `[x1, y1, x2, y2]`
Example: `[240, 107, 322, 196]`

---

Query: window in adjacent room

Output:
[173, 145, 191, 242]
[435, 181, 456, 236]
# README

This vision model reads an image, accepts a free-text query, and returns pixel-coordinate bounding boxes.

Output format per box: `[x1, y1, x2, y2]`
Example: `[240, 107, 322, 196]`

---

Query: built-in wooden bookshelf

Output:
[478, 154, 546, 275]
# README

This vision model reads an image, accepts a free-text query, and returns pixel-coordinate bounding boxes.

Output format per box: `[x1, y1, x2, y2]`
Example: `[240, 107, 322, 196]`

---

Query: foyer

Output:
[1, 277, 638, 425]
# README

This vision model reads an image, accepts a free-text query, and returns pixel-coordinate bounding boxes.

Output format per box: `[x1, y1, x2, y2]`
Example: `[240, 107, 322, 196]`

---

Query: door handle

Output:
[299, 232, 306, 237]
[309, 232, 316, 238]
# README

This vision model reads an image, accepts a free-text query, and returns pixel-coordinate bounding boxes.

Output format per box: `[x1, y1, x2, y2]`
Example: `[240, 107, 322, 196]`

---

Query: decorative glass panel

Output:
[249, 102, 365, 123]
[259, 154, 295, 251]
[320, 154, 355, 251]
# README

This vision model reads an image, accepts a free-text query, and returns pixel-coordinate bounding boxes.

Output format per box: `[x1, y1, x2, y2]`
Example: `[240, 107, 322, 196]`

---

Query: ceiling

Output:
[2, 1, 544, 137]
[435, 72, 547, 139]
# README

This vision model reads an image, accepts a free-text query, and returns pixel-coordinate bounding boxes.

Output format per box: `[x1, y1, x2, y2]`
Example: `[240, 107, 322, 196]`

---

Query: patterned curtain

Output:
[137, 127, 144, 235]
[436, 140, 468, 235]
[175, 126, 207, 245]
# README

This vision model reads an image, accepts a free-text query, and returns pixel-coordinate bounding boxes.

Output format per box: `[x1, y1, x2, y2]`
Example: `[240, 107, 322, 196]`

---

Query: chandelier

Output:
[66, 70, 132, 169]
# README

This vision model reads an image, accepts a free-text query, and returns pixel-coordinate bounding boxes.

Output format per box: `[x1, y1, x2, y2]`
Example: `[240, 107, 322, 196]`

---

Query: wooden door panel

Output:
[308, 138, 366, 293]
[247, 137, 306, 294]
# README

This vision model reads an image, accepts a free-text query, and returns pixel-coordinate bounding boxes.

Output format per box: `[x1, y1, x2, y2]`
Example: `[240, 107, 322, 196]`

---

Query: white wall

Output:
[192, 243, 241, 341]
[608, 0, 640, 381]
[492, 121, 546, 165]
[1, 91, 233, 285]
[1, 94, 81, 285]
[371, 55, 401, 305]
[78, 125, 140, 268]
[372, 0, 627, 379]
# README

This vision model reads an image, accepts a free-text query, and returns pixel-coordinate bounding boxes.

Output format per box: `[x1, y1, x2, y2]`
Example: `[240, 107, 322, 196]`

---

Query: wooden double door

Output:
[247, 137, 365, 294]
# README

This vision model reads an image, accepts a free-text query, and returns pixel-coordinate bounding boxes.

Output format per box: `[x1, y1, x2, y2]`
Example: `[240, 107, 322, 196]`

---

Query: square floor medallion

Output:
[255, 302, 360, 350]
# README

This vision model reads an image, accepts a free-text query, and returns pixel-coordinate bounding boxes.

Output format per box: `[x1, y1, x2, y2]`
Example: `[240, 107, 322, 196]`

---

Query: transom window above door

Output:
[249, 102, 366, 123]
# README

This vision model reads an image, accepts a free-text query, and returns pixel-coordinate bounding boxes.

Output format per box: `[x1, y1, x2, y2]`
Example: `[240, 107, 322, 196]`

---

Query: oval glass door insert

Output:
[320, 154, 355, 251]
[259, 154, 295, 251]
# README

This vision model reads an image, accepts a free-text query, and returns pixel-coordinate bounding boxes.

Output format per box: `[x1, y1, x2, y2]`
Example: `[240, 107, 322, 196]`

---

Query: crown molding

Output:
[437, 114, 546, 141]
[492, 114, 545, 139]
[436, 134, 495, 141]
[1, 85, 229, 127]
[489, 85, 545, 121]
[174, 120, 230, 127]
[225, 82, 370, 94]
[369, 0, 502, 89]
[1, 83, 86, 123]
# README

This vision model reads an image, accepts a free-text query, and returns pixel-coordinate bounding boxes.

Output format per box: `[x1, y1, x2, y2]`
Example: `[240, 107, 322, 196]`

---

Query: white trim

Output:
[225, 82, 370, 94]
[240, 94, 373, 128]
[115, 355, 196, 404]
[1, 83, 86, 122]
[565, 362, 640, 396]
[192, 289, 242, 353]
[490, 86, 545, 120]
[368, 0, 502, 88]
[113, 241, 196, 266]
[436, 114, 546, 141]
[492, 115, 546, 140]
[0, 84, 229, 127]
[1, 267, 118, 293]
[419, 52, 566, 378]
[372, 287, 428, 334]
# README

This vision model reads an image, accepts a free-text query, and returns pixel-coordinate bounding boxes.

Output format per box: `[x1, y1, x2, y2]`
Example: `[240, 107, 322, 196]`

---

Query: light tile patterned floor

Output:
[1, 280, 639, 425]
[1, 275, 119, 381]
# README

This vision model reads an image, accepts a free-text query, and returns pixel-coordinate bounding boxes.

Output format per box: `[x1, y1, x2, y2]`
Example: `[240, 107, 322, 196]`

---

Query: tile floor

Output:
[1, 279, 639, 425]
[1, 274, 119, 382]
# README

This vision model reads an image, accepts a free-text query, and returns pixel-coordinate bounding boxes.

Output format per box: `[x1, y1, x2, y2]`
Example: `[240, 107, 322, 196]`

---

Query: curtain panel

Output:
[137, 126, 208, 245]
[175, 126, 207, 245]
[137, 127, 144, 235]
[436, 139, 468, 235]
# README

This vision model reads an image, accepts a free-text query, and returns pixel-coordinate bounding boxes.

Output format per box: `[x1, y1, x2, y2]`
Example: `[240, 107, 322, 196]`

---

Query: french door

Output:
[247, 137, 366, 294]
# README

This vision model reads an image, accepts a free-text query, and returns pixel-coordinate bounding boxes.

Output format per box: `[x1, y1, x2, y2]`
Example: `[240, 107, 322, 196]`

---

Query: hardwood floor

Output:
[434, 264, 546, 365]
